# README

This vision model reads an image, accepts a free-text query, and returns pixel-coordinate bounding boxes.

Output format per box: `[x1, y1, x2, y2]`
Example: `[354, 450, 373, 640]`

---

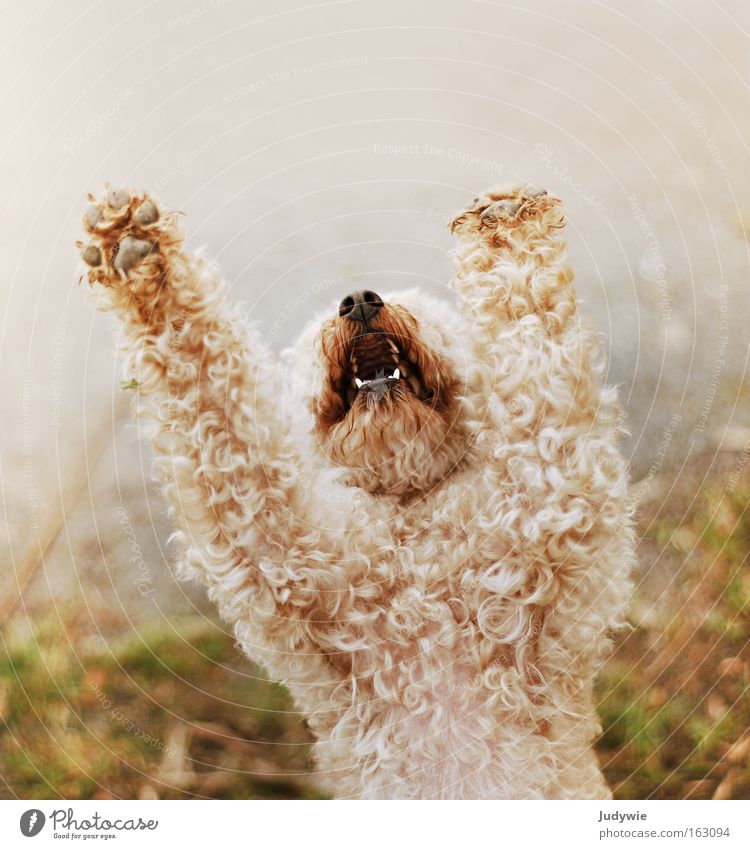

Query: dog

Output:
[78, 184, 635, 799]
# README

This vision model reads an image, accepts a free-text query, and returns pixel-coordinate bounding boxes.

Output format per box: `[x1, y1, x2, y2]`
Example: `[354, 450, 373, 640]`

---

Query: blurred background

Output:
[1, 0, 749, 799]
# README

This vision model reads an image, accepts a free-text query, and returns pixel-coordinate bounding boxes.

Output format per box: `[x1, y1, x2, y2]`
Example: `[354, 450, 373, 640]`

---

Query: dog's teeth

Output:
[355, 378, 363, 388]
[392, 368, 400, 379]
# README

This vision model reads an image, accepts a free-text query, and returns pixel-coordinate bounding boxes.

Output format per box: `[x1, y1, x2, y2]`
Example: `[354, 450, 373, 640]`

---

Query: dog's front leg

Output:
[78, 188, 329, 663]
[448, 187, 634, 790]
[448, 183, 629, 547]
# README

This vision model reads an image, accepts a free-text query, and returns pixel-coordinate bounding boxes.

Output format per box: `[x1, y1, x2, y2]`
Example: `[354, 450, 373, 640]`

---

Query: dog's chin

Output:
[318, 381, 465, 496]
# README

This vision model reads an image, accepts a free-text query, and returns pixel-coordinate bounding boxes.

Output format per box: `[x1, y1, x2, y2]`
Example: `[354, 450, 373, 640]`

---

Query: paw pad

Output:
[133, 199, 159, 227]
[450, 186, 559, 239]
[114, 236, 156, 273]
[81, 245, 101, 267]
[480, 199, 522, 223]
[84, 205, 102, 230]
[108, 188, 130, 209]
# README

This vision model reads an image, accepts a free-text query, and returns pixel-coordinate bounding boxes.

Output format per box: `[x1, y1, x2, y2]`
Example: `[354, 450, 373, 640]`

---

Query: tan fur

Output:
[78, 184, 635, 799]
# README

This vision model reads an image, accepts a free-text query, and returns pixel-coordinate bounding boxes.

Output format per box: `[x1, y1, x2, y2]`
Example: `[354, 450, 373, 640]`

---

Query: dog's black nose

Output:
[338, 290, 383, 323]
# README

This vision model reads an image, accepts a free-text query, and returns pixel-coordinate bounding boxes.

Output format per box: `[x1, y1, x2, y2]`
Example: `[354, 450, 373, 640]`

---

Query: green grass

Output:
[0, 620, 325, 800]
[596, 483, 750, 799]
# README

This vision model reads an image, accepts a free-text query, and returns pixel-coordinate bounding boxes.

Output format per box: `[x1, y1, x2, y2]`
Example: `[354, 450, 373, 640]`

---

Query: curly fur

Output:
[78, 184, 635, 799]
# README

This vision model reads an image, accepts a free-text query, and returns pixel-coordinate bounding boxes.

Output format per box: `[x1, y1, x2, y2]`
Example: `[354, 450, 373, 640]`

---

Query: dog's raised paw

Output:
[450, 185, 562, 241]
[79, 188, 163, 282]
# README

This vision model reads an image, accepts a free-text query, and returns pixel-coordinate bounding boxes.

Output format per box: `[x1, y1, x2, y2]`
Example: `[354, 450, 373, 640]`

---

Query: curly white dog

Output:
[78, 184, 635, 799]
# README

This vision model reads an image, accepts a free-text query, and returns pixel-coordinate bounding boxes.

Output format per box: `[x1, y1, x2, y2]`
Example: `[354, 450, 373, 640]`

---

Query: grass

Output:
[0, 620, 325, 800]
[1, 477, 748, 799]
[596, 483, 750, 799]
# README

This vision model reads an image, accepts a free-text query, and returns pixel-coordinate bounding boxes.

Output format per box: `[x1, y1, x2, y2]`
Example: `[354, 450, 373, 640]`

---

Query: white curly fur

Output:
[78, 184, 635, 799]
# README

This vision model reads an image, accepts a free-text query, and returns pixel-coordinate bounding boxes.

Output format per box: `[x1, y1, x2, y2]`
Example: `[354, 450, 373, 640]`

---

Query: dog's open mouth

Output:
[342, 330, 429, 410]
